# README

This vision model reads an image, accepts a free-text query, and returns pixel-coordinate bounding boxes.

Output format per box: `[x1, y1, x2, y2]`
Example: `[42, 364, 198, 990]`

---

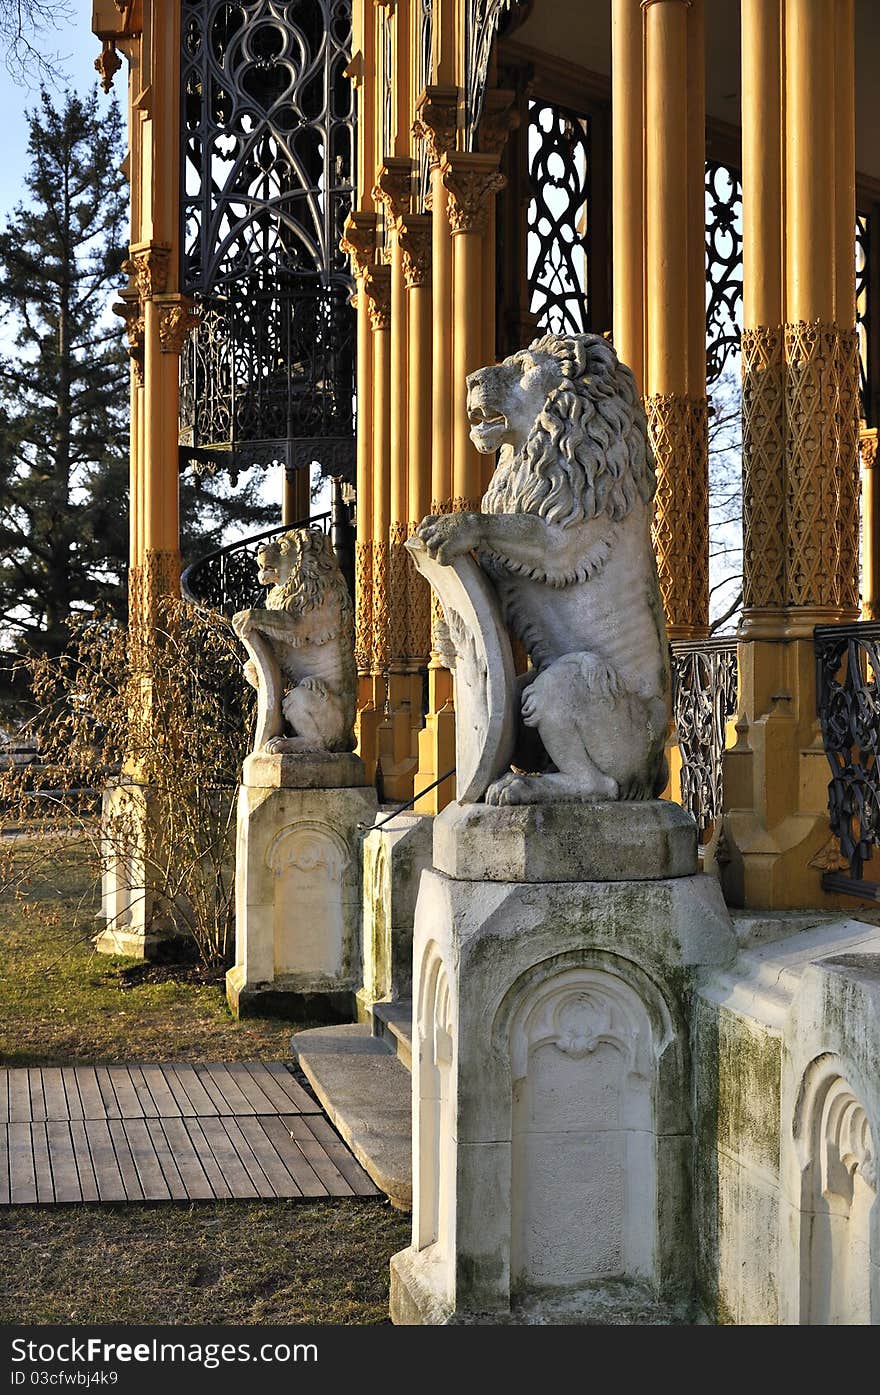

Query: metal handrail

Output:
[180, 512, 331, 606]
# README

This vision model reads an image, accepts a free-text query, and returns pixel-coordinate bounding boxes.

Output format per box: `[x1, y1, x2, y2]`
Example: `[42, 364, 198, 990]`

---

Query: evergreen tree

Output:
[0, 88, 130, 682]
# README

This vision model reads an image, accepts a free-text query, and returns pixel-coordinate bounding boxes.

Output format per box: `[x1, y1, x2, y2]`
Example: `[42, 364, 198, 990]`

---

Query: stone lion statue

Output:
[417, 331, 670, 805]
[232, 528, 357, 755]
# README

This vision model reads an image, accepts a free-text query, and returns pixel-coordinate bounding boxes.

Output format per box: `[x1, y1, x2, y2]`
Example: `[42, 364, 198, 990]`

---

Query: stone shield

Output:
[406, 537, 516, 803]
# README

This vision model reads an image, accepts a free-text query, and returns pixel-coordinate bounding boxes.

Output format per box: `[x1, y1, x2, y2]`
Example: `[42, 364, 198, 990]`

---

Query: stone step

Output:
[291, 1024, 412, 1210]
[372, 1000, 413, 1071]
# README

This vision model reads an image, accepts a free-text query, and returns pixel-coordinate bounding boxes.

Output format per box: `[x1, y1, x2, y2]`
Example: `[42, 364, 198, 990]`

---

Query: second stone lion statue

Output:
[417, 331, 670, 805]
[232, 528, 357, 755]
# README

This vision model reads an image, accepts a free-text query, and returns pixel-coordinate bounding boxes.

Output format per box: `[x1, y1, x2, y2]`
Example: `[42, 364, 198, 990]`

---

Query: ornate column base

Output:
[703, 637, 873, 910]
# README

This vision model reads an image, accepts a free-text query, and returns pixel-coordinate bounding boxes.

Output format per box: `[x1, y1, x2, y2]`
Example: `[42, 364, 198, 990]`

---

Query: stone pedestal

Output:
[226, 751, 377, 1021]
[358, 810, 433, 1019]
[390, 799, 736, 1325]
[97, 780, 177, 960]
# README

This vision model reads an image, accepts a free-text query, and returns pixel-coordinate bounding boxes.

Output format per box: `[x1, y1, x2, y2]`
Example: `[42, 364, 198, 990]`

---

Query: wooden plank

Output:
[127, 1067, 160, 1119]
[105, 1120, 146, 1201]
[0, 1124, 9, 1203]
[222, 1063, 279, 1115]
[69, 1120, 100, 1202]
[61, 1069, 84, 1121]
[141, 1120, 188, 1200]
[181, 1119, 232, 1200]
[83, 1120, 127, 1202]
[240, 1062, 313, 1115]
[164, 1066, 217, 1117]
[296, 1114, 379, 1196]
[75, 1068, 107, 1121]
[40, 1068, 69, 1122]
[119, 1119, 172, 1201]
[94, 1068, 122, 1119]
[235, 1116, 303, 1197]
[32, 1122, 54, 1202]
[27, 1070, 47, 1124]
[155, 1118, 215, 1201]
[46, 1122, 82, 1204]
[281, 1115, 355, 1196]
[8, 1122, 37, 1204]
[261, 1061, 322, 1114]
[196, 1117, 260, 1198]
[0, 1072, 9, 1124]
[217, 1117, 278, 1198]
[257, 1115, 328, 1198]
[190, 1067, 230, 1115]
[197, 1065, 255, 1116]
[154, 1067, 198, 1118]
[107, 1069, 144, 1119]
[136, 1066, 182, 1118]
[8, 1071, 33, 1123]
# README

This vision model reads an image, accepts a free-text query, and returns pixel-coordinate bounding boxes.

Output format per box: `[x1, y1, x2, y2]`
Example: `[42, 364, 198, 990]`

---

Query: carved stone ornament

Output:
[412, 85, 460, 166]
[232, 529, 358, 756]
[363, 264, 392, 331]
[398, 214, 432, 289]
[409, 332, 671, 805]
[372, 159, 414, 233]
[122, 244, 171, 301]
[157, 300, 201, 355]
[477, 89, 520, 156]
[441, 154, 507, 236]
[340, 212, 378, 282]
[95, 39, 122, 93]
[112, 293, 144, 381]
[861, 427, 879, 469]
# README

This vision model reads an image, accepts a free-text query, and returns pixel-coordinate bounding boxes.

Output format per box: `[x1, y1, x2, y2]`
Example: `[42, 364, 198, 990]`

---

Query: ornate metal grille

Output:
[856, 212, 870, 420]
[527, 100, 590, 337]
[670, 637, 738, 836]
[815, 621, 880, 897]
[464, 0, 516, 146]
[705, 159, 743, 389]
[179, 0, 356, 482]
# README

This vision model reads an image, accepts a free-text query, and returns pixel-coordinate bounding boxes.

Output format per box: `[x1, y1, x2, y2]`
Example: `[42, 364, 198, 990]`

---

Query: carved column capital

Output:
[155, 297, 200, 355]
[861, 427, 879, 469]
[122, 242, 171, 300]
[398, 214, 432, 288]
[112, 291, 145, 384]
[363, 263, 392, 331]
[372, 158, 414, 232]
[477, 89, 520, 156]
[340, 211, 379, 280]
[412, 85, 460, 166]
[441, 153, 507, 236]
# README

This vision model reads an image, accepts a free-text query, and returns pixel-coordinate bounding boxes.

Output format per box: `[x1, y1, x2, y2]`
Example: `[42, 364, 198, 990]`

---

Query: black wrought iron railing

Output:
[815, 621, 880, 899]
[670, 637, 739, 836]
[181, 485, 356, 616]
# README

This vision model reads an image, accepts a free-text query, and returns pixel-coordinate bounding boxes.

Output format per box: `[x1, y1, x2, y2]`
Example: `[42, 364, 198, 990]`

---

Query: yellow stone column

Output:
[442, 153, 506, 511]
[611, 0, 645, 390]
[374, 158, 422, 799]
[341, 212, 380, 774]
[642, 0, 708, 641]
[713, 0, 864, 910]
[412, 86, 459, 812]
[399, 212, 433, 715]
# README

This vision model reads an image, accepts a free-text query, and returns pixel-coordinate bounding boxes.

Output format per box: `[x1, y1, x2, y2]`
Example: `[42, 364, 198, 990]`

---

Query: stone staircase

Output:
[292, 1000, 413, 1209]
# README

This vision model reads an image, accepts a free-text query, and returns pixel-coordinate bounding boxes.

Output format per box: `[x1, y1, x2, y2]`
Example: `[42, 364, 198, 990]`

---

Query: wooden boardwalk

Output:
[0, 1062, 378, 1205]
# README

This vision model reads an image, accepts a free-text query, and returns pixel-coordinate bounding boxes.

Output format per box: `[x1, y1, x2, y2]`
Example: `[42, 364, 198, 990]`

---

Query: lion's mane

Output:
[263, 529, 353, 627]
[481, 332, 655, 528]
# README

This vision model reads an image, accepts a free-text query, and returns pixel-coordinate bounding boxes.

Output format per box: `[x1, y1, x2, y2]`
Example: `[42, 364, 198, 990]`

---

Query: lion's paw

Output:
[485, 772, 542, 806]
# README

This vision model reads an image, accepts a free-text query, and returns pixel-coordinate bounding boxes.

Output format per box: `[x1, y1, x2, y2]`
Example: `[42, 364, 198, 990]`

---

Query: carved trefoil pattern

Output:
[784, 320, 842, 609]
[741, 325, 785, 611]
[793, 1055, 877, 1324]
[508, 967, 657, 1290]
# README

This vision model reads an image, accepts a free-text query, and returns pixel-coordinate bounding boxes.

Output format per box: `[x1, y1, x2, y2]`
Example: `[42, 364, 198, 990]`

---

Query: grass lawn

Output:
[0, 838, 410, 1325]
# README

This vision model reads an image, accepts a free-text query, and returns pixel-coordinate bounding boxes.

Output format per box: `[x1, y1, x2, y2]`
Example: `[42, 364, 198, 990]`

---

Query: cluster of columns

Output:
[714, 0, 861, 908]
[344, 0, 516, 806]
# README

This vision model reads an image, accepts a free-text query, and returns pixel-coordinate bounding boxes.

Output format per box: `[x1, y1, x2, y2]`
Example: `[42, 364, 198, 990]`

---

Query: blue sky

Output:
[0, 0, 103, 219]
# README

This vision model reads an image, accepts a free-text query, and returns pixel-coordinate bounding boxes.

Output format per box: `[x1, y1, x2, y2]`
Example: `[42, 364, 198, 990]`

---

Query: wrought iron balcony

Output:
[670, 636, 739, 836]
[815, 620, 880, 899]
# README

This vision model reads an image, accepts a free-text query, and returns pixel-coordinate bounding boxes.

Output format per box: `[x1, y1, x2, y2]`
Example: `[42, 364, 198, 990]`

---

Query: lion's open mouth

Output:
[468, 405, 506, 428]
